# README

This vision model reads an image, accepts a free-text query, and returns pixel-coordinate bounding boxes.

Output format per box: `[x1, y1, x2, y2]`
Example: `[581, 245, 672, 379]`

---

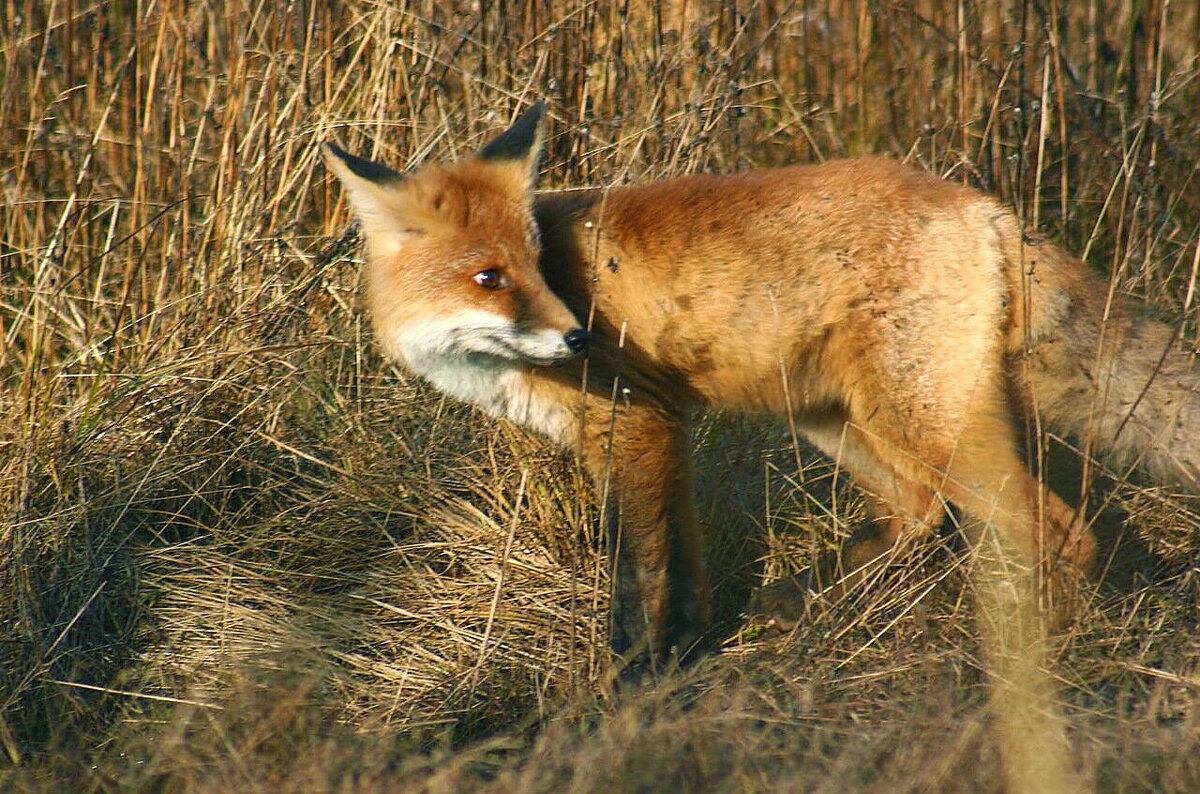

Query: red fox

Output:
[322, 103, 1199, 671]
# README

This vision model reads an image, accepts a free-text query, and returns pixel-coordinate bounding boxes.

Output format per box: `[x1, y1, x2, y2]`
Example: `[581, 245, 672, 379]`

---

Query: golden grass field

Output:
[2, 1, 1199, 790]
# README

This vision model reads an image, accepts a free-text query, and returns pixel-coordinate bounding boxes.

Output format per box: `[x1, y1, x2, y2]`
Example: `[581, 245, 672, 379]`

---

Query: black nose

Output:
[564, 328, 589, 354]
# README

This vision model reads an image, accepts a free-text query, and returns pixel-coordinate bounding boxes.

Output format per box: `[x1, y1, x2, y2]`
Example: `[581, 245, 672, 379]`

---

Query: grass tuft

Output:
[2, 1, 1199, 790]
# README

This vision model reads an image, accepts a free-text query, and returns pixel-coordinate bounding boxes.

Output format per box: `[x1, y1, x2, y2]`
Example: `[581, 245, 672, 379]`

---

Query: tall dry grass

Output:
[2, 1, 1199, 790]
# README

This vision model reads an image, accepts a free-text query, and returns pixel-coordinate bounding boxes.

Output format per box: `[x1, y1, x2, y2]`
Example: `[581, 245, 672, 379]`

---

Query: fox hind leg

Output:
[750, 417, 945, 629]
[855, 387, 1098, 619]
[928, 412, 1097, 616]
[752, 385, 1098, 630]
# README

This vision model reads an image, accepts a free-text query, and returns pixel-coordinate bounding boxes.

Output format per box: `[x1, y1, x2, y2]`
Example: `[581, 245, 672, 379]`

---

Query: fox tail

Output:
[1011, 235, 1200, 493]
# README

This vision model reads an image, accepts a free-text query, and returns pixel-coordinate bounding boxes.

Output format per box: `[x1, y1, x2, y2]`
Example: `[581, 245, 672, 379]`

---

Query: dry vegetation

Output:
[2, 0, 1200, 790]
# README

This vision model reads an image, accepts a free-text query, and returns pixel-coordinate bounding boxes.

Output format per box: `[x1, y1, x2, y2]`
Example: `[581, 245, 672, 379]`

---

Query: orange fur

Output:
[323, 105, 1199, 670]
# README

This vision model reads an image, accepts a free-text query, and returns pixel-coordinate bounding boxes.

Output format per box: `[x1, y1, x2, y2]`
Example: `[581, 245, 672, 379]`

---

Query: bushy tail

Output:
[1012, 241, 1200, 493]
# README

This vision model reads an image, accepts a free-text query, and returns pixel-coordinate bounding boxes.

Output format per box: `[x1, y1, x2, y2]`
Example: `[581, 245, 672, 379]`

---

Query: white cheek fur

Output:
[388, 311, 576, 444]
[396, 310, 573, 366]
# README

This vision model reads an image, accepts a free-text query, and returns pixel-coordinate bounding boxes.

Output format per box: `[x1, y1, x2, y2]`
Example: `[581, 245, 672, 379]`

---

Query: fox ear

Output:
[322, 142, 403, 187]
[321, 142, 409, 233]
[477, 101, 545, 191]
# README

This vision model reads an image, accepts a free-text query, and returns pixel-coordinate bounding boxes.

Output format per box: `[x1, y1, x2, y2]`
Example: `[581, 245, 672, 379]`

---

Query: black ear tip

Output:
[321, 141, 352, 166]
[479, 101, 547, 162]
[321, 141, 403, 185]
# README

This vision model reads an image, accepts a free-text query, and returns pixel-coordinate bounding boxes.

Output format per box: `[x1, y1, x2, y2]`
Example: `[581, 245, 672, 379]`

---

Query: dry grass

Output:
[2, 1, 1199, 790]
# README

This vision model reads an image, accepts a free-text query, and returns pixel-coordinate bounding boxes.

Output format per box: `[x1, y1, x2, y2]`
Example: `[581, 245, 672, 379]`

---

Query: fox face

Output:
[322, 104, 588, 419]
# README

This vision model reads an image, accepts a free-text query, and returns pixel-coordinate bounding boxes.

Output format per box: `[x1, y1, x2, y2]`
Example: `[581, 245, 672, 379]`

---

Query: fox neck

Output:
[407, 349, 577, 445]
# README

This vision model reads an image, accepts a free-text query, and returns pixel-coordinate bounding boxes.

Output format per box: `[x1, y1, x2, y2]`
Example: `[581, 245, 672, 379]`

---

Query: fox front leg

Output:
[583, 406, 712, 676]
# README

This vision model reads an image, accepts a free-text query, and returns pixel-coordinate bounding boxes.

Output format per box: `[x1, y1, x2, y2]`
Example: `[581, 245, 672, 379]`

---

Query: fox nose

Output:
[564, 328, 589, 354]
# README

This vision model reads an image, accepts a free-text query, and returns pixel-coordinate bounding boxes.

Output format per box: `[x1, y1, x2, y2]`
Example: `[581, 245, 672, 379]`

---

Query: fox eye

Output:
[472, 269, 508, 290]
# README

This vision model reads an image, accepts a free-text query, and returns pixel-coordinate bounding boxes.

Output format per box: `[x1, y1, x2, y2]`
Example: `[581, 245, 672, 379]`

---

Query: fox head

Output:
[321, 103, 587, 387]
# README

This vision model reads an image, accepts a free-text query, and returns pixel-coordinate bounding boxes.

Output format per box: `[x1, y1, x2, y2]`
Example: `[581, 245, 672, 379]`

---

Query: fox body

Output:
[323, 104, 1200, 668]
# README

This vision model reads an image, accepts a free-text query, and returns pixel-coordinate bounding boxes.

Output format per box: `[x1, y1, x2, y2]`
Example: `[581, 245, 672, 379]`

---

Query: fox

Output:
[321, 102, 1200, 672]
